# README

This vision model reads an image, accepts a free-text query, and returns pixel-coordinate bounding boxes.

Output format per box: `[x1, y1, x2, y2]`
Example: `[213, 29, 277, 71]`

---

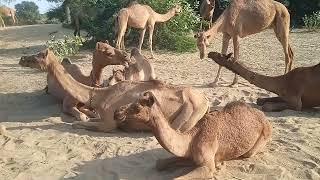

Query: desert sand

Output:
[0, 24, 319, 180]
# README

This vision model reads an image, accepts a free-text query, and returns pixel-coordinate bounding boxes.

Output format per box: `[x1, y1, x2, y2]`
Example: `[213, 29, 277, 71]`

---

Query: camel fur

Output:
[195, 0, 293, 87]
[109, 48, 156, 86]
[19, 42, 130, 121]
[209, 51, 320, 112]
[25, 49, 209, 133]
[115, 2, 181, 58]
[0, 5, 18, 27]
[200, 0, 215, 29]
[114, 92, 272, 179]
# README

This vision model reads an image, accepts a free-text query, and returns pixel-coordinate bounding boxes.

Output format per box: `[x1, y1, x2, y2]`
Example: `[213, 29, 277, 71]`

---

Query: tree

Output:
[15, 1, 41, 25]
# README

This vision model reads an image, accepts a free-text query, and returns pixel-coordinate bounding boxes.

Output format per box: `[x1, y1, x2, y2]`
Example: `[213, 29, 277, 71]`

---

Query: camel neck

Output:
[91, 66, 103, 87]
[47, 54, 97, 107]
[149, 105, 193, 157]
[155, 9, 176, 23]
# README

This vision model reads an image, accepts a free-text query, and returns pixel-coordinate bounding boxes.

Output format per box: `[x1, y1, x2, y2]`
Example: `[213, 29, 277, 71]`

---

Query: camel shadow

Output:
[0, 45, 46, 58]
[61, 148, 191, 180]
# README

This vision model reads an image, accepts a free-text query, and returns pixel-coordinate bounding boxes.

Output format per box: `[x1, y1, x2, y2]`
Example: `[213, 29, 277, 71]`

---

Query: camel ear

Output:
[141, 91, 155, 107]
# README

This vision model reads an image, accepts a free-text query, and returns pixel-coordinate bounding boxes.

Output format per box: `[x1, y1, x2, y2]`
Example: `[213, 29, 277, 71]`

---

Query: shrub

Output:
[15, 1, 41, 25]
[303, 11, 320, 30]
[46, 35, 84, 58]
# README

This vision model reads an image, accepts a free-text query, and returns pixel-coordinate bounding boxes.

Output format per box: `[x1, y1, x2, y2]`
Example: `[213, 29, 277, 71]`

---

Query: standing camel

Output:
[199, 0, 215, 30]
[195, 0, 293, 87]
[115, 2, 181, 58]
[0, 5, 18, 28]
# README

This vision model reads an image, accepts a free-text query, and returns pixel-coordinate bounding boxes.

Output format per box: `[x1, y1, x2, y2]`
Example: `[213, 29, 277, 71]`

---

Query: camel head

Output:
[171, 4, 182, 14]
[93, 41, 131, 68]
[108, 69, 125, 86]
[194, 32, 210, 59]
[19, 49, 53, 71]
[208, 51, 233, 65]
[114, 91, 156, 125]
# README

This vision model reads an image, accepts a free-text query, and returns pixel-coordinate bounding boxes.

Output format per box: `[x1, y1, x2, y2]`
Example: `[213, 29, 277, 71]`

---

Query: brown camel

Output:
[115, 2, 181, 58]
[19, 42, 130, 121]
[208, 51, 320, 112]
[200, 0, 215, 29]
[114, 92, 272, 179]
[109, 48, 156, 86]
[0, 5, 18, 27]
[195, 0, 293, 87]
[24, 49, 209, 132]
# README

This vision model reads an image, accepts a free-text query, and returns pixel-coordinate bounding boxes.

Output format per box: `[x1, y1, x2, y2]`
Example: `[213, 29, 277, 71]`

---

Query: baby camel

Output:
[25, 49, 209, 132]
[0, 5, 18, 27]
[115, 2, 181, 58]
[19, 42, 130, 121]
[195, 0, 293, 87]
[114, 92, 272, 179]
[109, 48, 156, 86]
[209, 51, 320, 112]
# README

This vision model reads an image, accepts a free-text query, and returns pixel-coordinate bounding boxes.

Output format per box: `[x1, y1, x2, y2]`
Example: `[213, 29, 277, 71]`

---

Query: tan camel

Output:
[24, 49, 209, 132]
[209, 51, 320, 111]
[115, 2, 181, 58]
[195, 0, 293, 87]
[200, 0, 215, 29]
[19, 42, 130, 121]
[109, 48, 156, 86]
[0, 5, 18, 27]
[114, 93, 272, 179]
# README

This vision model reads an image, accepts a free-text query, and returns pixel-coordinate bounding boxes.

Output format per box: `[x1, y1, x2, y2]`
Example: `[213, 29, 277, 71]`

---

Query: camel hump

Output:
[61, 58, 72, 65]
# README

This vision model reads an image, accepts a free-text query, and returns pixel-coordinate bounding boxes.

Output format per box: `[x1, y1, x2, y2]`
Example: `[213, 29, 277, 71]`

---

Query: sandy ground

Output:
[0, 24, 320, 180]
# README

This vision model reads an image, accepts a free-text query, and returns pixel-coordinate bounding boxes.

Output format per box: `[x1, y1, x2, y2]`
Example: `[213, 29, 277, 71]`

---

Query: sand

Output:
[0, 24, 320, 180]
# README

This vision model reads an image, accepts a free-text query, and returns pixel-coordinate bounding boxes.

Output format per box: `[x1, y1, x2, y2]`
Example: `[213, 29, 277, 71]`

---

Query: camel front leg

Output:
[138, 28, 146, 52]
[63, 96, 89, 122]
[230, 35, 240, 87]
[148, 24, 155, 59]
[210, 33, 230, 87]
[0, 16, 5, 28]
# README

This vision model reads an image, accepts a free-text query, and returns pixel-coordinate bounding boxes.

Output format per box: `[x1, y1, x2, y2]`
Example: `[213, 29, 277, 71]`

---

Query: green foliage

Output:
[46, 35, 84, 58]
[303, 11, 320, 30]
[46, 6, 65, 23]
[15, 1, 41, 25]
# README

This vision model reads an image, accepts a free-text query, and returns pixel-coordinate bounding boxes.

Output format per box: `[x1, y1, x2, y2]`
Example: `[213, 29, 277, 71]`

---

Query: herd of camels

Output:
[10, 0, 320, 179]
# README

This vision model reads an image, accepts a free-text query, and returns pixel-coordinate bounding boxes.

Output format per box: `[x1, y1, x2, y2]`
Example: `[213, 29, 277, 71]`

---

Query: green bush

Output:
[15, 1, 41, 25]
[303, 11, 320, 30]
[46, 35, 84, 58]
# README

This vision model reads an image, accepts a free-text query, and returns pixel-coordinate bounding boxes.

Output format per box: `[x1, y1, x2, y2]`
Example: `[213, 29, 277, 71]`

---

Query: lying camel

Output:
[0, 5, 18, 27]
[114, 92, 272, 179]
[208, 51, 320, 111]
[109, 48, 156, 86]
[200, 0, 215, 29]
[195, 0, 293, 87]
[19, 42, 131, 121]
[115, 2, 181, 58]
[25, 49, 209, 132]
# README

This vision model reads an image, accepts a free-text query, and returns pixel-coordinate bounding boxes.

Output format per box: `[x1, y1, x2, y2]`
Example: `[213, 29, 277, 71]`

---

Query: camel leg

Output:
[138, 28, 146, 53]
[148, 24, 155, 59]
[116, 15, 128, 50]
[210, 33, 231, 87]
[72, 113, 117, 132]
[230, 35, 240, 87]
[241, 130, 270, 158]
[63, 96, 89, 122]
[0, 16, 5, 28]
[256, 97, 285, 106]
[156, 157, 194, 171]
[262, 95, 302, 111]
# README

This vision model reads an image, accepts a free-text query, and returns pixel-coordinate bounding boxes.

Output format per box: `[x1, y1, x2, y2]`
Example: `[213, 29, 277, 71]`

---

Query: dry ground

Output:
[0, 24, 320, 180]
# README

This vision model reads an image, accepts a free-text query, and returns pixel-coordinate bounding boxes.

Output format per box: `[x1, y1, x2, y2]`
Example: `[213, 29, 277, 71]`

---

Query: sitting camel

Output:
[0, 5, 18, 27]
[209, 51, 320, 112]
[200, 0, 215, 29]
[115, 2, 181, 58]
[114, 92, 272, 179]
[23, 49, 209, 132]
[109, 48, 156, 86]
[19, 42, 131, 121]
[195, 0, 293, 87]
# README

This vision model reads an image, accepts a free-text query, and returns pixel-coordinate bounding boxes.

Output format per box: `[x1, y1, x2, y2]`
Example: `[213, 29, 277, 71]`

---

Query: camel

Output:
[208, 51, 320, 112]
[195, 0, 293, 87]
[200, 0, 215, 29]
[0, 5, 18, 28]
[19, 42, 131, 121]
[109, 48, 156, 86]
[24, 48, 209, 132]
[115, 2, 181, 58]
[114, 92, 272, 179]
